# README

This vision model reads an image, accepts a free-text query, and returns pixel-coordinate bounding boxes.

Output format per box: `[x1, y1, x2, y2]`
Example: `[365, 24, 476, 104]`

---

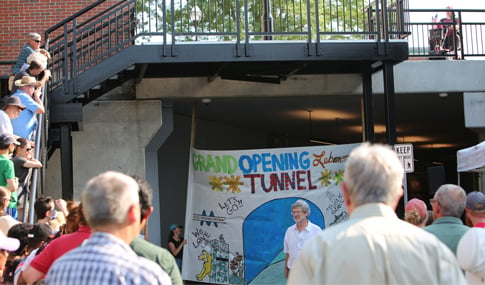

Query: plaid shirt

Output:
[45, 232, 172, 285]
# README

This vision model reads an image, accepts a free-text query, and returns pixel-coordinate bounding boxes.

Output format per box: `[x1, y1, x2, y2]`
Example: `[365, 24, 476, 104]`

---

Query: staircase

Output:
[42, 0, 410, 198]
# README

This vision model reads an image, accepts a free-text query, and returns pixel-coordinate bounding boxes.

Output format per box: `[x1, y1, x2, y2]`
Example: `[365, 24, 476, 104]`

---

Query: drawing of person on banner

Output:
[283, 199, 322, 279]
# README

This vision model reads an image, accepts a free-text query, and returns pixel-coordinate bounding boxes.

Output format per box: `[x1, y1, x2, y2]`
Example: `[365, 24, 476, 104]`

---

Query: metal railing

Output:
[45, 0, 409, 96]
[406, 9, 485, 60]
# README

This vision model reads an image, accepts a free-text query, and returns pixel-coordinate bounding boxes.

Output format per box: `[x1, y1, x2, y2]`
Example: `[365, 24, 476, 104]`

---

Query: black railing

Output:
[406, 9, 485, 59]
[45, 0, 409, 97]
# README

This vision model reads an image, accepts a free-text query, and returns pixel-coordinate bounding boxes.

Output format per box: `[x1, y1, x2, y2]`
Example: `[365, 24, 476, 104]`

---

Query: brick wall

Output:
[0, 0, 119, 77]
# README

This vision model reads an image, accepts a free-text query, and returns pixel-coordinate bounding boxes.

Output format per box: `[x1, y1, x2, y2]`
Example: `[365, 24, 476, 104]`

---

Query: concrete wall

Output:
[45, 100, 162, 199]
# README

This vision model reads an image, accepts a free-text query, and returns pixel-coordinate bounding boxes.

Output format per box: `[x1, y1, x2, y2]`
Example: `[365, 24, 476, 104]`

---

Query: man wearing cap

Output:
[11, 76, 45, 140]
[0, 96, 25, 135]
[465, 191, 485, 228]
[425, 184, 470, 255]
[11, 53, 51, 95]
[0, 134, 20, 219]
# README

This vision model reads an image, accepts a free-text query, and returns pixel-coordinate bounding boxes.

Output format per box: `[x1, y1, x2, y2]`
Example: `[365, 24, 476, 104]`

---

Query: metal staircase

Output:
[45, 0, 410, 105]
[43, 0, 410, 197]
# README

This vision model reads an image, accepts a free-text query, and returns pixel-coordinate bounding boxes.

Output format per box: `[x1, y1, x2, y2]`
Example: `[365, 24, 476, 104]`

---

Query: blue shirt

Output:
[12, 44, 35, 74]
[45, 232, 172, 285]
[11, 89, 41, 140]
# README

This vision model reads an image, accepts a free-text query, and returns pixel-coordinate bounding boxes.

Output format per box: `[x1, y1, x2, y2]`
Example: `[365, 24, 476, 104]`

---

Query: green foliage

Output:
[135, 0, 373, 42]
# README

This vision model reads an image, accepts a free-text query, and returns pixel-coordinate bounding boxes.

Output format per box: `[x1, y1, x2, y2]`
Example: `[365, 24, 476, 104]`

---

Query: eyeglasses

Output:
[429, 198, 439, 206]
[25, 148, 33, 151]
[32, 40, 41, 43]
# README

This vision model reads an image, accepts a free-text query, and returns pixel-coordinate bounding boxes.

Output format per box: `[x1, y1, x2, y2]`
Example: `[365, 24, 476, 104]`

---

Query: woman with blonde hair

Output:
[0, 187, 19, 235]
[405, 198, 429, 227]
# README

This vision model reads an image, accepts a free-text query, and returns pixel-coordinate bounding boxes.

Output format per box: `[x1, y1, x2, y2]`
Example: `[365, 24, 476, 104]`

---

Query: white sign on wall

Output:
[394, 143, 414, 173]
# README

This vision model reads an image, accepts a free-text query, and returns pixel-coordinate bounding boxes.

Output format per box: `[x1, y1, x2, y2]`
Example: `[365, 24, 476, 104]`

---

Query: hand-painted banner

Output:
[182, 143, 359, 284]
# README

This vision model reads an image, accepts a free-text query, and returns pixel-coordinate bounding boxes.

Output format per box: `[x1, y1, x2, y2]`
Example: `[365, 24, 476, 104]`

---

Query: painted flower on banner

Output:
[319, 169, 333, 186]
[319, 169, 345, 186]
[223, 175, 244, 193]
[334, 169, 344, 185]
[209, 176, 224, 192]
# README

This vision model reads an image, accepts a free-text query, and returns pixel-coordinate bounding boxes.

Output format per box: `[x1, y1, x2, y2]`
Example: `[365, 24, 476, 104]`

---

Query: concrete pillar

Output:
[45, 100, 162, 200]
[463, 92, 485, 191]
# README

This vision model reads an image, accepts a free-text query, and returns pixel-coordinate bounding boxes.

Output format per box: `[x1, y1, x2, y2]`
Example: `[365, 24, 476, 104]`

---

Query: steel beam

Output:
[60, 124, 74, 200]
[383, 61, 397, 145]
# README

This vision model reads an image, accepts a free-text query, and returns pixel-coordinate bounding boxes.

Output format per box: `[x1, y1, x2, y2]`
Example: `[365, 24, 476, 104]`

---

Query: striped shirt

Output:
[45, 232, 172, 285]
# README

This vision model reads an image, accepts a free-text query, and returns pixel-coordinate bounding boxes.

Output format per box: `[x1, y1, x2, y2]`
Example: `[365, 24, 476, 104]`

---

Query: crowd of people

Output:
[285, 143, 484, 285]
[0, 170, 183, 284]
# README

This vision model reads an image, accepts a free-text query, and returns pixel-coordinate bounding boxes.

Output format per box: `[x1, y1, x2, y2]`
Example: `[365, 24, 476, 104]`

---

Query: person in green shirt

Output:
[130, 175, 183, 285]
[425, 184, 470, 255]
[0, 134, 20, 219]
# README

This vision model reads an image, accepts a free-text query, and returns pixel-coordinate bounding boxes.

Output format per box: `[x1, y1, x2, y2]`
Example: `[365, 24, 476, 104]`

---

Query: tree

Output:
[135, 0, 392, 43]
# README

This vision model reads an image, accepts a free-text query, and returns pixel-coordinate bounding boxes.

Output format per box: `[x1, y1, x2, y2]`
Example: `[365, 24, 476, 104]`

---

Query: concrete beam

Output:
[136, 60, 485, 98]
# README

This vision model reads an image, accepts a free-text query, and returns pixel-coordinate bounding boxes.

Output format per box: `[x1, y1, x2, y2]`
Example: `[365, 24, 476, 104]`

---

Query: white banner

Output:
[182, 143, 359, 284]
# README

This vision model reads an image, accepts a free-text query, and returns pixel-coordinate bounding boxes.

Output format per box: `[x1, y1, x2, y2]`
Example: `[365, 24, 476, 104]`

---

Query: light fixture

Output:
[307, 110, 335, 145]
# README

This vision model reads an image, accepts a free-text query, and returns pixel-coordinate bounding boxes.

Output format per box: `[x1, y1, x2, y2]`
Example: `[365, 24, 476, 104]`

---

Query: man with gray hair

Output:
[12, 33, 42, 75]
[283, 199, 322, 279]
[425, 184, 470, 254]
[45, 171, 171, 285]
[288, 143, 465, 284]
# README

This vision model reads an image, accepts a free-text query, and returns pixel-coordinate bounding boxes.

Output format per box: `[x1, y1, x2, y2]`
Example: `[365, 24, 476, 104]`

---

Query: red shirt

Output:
[475, 222, 485, 228]
[29, 225, 91, 274]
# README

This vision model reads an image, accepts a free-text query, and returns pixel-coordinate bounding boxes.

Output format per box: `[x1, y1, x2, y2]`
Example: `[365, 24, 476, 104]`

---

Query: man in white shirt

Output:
[0, 96, 25, 135]
[283, 199, 322, 279]
[288, 143, 466, 284]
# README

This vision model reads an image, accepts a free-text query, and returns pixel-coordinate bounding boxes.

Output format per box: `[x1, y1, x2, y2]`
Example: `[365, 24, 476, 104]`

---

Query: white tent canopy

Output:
[457, 141, 485, 173]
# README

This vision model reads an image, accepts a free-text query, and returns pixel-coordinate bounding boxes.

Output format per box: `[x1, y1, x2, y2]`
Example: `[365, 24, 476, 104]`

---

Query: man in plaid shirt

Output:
[45, 171, 171, 285]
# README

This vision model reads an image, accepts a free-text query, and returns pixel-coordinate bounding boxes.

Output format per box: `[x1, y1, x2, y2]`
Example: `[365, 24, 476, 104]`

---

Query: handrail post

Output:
[62, 23, 69, 93]
[236, 0, 240, 44]
[375, 0, 381, 42]
[458, 11, 464, 60]
[262, 0, 273, 40]
[71, 18, 78, 93]
[244, 0, 249, 46]
[28, 91, 47, 224]
[171, 0, 176, 56]
[162, 0, 167, 46]
[312, 0, 318, 55]
[381, 0, 390, 43]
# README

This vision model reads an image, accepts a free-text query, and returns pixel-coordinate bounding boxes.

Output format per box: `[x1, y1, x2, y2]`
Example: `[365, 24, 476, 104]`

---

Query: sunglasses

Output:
[32, 40, 41, 43]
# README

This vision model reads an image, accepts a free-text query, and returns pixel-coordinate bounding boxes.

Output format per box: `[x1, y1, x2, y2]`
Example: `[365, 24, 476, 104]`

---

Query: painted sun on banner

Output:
[183, 143, 360, 284]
